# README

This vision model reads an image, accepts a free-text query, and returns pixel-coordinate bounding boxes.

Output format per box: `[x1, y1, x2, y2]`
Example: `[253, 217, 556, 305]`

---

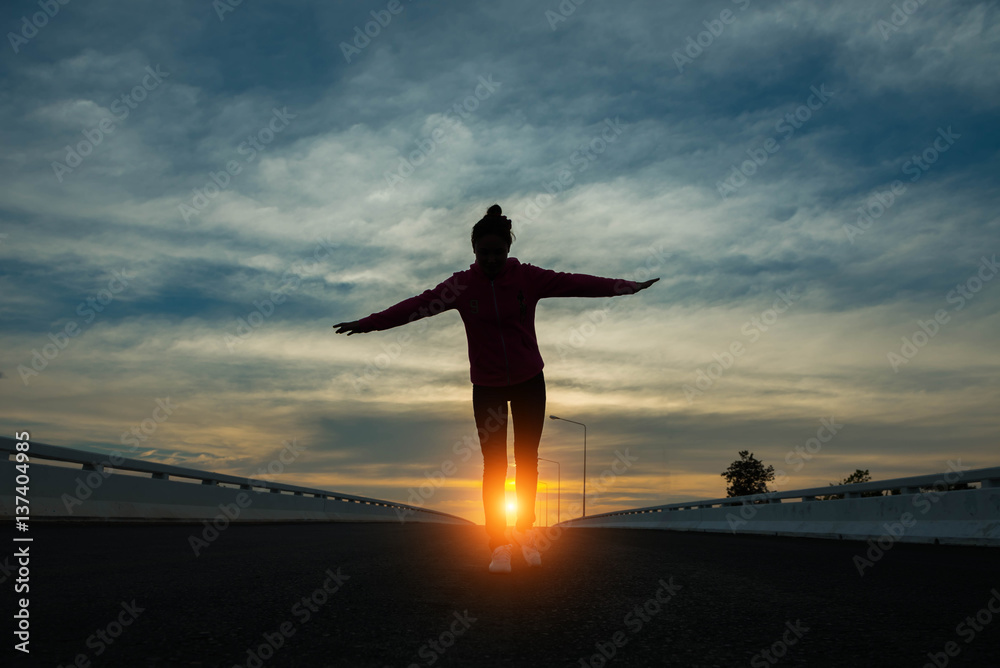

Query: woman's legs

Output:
[510, 371, 545, 533]
[473, 370, 546, 551]
[472, 383, 509, 551]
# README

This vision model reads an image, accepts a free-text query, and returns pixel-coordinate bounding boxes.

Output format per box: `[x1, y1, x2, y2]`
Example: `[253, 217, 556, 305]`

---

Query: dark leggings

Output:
[472, 370, 546, 551]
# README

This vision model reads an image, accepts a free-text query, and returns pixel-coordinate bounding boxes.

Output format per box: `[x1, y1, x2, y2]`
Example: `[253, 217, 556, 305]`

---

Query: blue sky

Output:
[1, 0, 998, 523]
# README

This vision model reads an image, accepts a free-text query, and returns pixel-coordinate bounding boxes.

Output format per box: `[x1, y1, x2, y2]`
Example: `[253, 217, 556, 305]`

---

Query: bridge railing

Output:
[557, 463, 1000, 546]
[0, 436, 470, 525]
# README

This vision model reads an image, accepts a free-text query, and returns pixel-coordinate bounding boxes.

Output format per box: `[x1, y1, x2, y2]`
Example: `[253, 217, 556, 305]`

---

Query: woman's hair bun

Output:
[472, 203, 515, 248]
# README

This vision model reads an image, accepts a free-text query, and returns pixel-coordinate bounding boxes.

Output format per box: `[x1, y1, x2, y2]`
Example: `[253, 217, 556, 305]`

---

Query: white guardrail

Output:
[0, 437, 472, 525]
[557, 462, 1000, 546]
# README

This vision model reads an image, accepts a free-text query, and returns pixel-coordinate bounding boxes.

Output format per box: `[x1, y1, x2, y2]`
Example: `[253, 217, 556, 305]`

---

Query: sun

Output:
[505, 498, 517, 524]
[505, 480, 517, 520]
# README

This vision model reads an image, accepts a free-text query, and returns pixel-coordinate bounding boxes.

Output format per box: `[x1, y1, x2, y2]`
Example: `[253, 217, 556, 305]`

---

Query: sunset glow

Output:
[1, 1, 997, 530]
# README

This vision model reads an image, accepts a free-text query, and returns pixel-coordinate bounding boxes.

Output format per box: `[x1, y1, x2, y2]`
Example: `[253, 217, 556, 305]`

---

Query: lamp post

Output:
[549, 415, 587, 518]
[538, 457, 561, 524]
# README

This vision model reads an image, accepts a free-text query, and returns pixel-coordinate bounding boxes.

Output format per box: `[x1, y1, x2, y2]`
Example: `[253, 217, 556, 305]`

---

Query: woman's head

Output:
[471, 204, 514, 278]
[471, 204, 515, 252]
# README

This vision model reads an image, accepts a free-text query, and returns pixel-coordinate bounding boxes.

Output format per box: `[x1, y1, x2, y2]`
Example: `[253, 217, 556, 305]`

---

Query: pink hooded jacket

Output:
[356, 257, 639, 387]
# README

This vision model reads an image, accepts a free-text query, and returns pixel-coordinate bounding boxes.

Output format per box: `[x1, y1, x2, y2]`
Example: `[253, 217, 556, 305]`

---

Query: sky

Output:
[1, 0, 998, 525]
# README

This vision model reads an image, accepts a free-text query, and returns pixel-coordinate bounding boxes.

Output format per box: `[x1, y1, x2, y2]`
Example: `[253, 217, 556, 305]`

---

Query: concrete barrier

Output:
[557, 463, 1000, 546]
[0, 436, 471, 525]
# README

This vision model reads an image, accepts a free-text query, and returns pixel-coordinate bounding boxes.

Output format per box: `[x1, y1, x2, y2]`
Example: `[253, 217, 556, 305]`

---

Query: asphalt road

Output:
[3, 522, 999, 667]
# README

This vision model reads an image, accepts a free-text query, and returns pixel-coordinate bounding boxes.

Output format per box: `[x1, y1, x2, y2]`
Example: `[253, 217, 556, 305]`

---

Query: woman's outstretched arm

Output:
[524, 263, 659, 299]
[332, 274, 464, 336]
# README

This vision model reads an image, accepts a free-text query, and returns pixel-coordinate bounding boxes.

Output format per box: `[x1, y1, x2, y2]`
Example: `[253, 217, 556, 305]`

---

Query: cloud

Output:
[1, 0, 998, 523]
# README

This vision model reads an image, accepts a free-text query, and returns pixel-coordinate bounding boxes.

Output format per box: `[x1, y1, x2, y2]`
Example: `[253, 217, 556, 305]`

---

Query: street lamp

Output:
[538, 457, 561, 524]
[549, 415, 587, 518]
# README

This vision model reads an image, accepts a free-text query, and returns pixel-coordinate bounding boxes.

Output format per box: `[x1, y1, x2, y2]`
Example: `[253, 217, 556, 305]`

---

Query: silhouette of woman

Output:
[333, 204, 658, 573]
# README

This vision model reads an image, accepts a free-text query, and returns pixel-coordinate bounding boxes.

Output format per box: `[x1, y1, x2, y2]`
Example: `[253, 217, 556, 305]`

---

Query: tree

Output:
[822, 469, 883, 500]
[721, 450, 775, 498]
[840, 469, 869, 485]
[921, 481, 970, 492]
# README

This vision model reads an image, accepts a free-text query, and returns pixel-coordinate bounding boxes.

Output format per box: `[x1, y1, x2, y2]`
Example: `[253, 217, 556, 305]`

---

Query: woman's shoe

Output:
[512, 528, 541, 567]
[488, 544, 513, 573]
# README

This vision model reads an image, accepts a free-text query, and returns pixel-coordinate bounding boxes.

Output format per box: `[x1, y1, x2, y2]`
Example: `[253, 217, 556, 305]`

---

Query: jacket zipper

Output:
[490, 279, 511, 386]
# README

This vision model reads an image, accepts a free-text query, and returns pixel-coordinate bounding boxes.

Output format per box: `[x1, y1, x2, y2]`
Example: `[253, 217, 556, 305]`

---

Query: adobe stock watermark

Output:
[844, 127, 960, 243]
[55, 600, 145, 668]
[555, 244, 670, 361]
[852, 459, 969, 576]
[887, 254, 997, 372]
[876, 0, 931, 41]
[61, 398, 180, 514]
[671, 0, 752, 73]
[578, 577, 682, 667]
[395, 418, 486, 523]
[120, 397, 178, 450]
[0, 554, 19, 597]
[921, 588, 1000, 668]
[213, 0, 245, 21]
[587, 448, 640, 502]
[7, 0, 71, 54]
[249, 438, 307, 483]
[408, 610, 477, 667]
[779, 417, 844, 478]
[682, 288, 798, 403]
[188, 438, 306, 556]
[187, 492, 253, 557]
[233, 566, 349, 668]
[383, 75, 501, 191]
[516, 117, 626, 227]
[340, 0, 414, 63]
[716, 84, 834, 199]
[178, 106, 296, 223]
[725, 490, 780, 532]
[726, 416, 844, 529]
[750, 620, 810, 667]
[530, 449, 640, 555]
[225, 236, 337, 352]
[545, 0, 590, 31]
[351, 274, 467, 389]
[223, 277, 299, 352]
[51, 65, 170, 182]
[17, 267, 135, 386]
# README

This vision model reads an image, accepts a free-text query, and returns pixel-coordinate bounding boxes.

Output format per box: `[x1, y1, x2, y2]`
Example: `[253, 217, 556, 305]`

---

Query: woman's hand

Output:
[332, 320, 366, 335]
[632, 278, 660, 292]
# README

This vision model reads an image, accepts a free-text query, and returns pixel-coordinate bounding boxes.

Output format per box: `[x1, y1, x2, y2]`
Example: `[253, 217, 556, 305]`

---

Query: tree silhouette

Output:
[821, 468, 883, 500]
[721, 450, 775, 498]
[839, 469, 871, 485]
